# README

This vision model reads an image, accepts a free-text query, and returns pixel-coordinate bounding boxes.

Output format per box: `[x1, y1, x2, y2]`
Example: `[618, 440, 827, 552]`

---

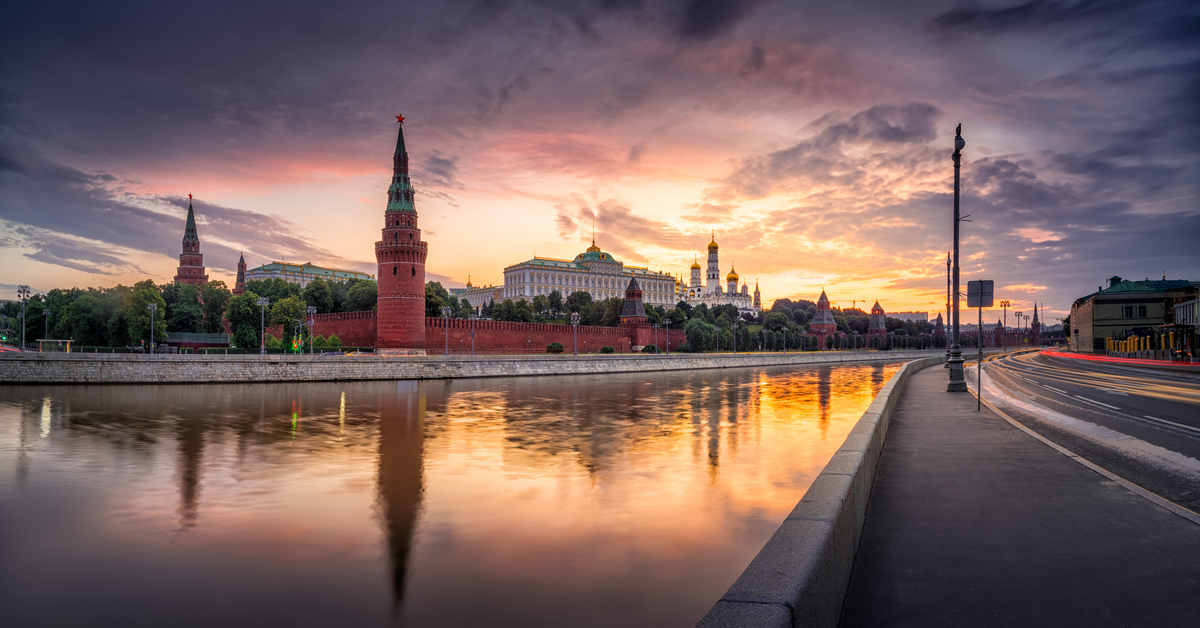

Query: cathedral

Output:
[676, 233, 761, 315]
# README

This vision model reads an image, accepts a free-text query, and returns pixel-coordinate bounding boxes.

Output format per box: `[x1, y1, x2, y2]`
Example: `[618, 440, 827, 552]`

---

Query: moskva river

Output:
[0, 360, 902, 627]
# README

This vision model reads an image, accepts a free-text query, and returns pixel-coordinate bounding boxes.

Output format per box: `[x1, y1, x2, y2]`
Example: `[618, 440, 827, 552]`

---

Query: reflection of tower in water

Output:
[872, 362, 885, 394]
[817, 367, 831, 425]
[175, 417, 206, 531]
[376, 381, 426, 612]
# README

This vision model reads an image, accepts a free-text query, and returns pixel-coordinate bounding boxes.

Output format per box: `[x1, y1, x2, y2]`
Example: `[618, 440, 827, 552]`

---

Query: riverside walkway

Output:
[839, 364, 1200, 626]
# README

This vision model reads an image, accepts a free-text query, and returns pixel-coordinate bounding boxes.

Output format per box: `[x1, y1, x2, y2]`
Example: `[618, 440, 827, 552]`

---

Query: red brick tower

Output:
[867, 300, 887, 338]
[809, 289, 838, 350]
[174, 194, 209, 285]
[233, 253, 247, 295]
[375, 115, 427, 354]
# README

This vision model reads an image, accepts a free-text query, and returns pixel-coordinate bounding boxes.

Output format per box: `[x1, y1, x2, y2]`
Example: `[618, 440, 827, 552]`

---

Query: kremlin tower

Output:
[174, 195, 209, 285]
[809, 289, 838, 350]
[375, 115, 428, 354]
[867, 300, 887, 338]
[233, 253, 247, 295]
[705, 232, 720, 293]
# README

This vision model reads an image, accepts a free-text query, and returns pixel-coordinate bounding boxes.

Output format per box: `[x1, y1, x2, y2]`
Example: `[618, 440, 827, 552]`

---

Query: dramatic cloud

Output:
[0, 0, 1195, 320]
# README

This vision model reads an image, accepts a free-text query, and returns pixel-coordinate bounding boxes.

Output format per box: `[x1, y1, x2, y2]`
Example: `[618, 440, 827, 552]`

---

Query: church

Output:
[676, 233, 761, 315]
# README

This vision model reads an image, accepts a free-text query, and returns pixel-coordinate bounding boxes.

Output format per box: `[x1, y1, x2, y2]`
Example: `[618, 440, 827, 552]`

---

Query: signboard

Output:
[967, 280, 994, 308]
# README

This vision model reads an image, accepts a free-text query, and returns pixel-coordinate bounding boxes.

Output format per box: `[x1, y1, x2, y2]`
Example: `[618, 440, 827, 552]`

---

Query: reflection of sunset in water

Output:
[0, 361, 902, 628]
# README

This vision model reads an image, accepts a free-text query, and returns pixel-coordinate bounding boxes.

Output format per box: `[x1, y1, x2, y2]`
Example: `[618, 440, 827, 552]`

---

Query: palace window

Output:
[1122, 305, 1147, 319]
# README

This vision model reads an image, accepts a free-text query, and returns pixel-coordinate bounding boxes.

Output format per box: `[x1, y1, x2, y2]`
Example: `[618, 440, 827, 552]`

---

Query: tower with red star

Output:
[375, 115, 428, 354]
[174, 194, 209, 285]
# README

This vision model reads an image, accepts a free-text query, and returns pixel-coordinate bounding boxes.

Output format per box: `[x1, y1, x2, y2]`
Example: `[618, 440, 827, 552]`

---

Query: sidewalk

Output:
[839, 365, 1200, 627]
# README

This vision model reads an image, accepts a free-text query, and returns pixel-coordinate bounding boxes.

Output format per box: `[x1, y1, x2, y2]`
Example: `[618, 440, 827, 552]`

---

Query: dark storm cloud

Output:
[714, 102, 941, 199]
[676, 0, 767, 40]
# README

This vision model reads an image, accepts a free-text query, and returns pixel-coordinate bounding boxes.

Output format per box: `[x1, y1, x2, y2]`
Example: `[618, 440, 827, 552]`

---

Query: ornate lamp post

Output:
[652, 323, 659, 354]
[442, 306, 452, 356]
[306, 306, 317, 354]
[1015, 311, 1024, 345]
[147, 303, 158, 353]
[732, 320, 739, 354]
[17, 285, 30, 350]
[256, 297, 270, 354]
[571, 311, 580, 355]
[853, 330, 859, 352]
[470, 314, 477, 356]
[947, 125, 968, 392]
[1000, 300, 1010, 351]
[663, 319, 670, 355]
[43, 309, 51, 344]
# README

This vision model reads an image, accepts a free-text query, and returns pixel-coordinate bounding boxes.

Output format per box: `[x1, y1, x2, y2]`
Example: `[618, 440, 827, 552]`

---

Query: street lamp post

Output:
[43, 309, 51, 344]
[732, 320, 739, 354]
[442, 306, 452, 356]
[147, 303, 158, 353]
[470, 314, 477, 356]
[653, 323, 659, 354]
[947, 125, 968, 392]
[294, 320, 303, 353]
[1000, 300, 1010, 351]
[306, 306, 317, 354]
[571, 312, 580, 355]
[663, 319, 670, 355]
[17, 285, 30, 350]
[257, 297, 270, 354]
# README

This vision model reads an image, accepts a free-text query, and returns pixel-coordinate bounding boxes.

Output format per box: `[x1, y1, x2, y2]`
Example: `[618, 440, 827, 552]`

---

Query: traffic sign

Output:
[968, 280, 994, 308]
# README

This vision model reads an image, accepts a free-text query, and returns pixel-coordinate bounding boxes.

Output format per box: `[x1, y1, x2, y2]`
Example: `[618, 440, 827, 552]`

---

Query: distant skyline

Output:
[2, 1, 1197, 324]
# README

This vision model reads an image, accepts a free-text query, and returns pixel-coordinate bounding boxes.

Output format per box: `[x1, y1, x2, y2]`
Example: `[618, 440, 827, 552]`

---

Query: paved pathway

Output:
[840, 365, 1200, 627]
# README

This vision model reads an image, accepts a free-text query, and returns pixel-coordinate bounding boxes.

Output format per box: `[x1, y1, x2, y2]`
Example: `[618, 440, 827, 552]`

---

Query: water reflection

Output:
[0, 361, 904, 628]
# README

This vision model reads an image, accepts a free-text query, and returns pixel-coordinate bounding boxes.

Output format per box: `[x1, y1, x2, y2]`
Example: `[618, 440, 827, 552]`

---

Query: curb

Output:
[696, 355, 945, 628]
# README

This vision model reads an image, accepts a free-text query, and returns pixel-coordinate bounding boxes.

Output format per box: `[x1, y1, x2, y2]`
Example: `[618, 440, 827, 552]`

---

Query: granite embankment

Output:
[0, 350, 938, 384]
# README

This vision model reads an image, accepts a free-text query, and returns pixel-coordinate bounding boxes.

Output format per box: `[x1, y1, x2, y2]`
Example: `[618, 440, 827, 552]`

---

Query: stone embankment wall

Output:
[0, 350, 937, 385]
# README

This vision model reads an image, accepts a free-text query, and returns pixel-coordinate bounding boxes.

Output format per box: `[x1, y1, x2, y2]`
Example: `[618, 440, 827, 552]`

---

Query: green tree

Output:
[763, 311, 790, 332]
[548, 290, 563, 315]
[225, 291, 264, 349]
[201, 281, 233, 333]
[245, 278, 301, 303]
[162, 283, 202, 333]
[532, 294, 549, 315]
[302, 279, 335, 313]
[327, 334, 342, 349]
[346, 281, 377, 311]
[270, 295, 308, 349]
[425, 281, 449, 317]
[124, 280, 167, 348]
[565, 291, 593, 313]
[683, 318, 717, 352]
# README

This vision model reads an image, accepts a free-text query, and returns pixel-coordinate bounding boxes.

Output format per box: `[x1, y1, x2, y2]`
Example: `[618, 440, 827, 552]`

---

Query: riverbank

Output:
[0, 349, 940, 385]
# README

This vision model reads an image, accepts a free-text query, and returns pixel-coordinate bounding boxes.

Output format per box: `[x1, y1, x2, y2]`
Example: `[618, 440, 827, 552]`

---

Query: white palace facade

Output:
[462, 239, 676, 311]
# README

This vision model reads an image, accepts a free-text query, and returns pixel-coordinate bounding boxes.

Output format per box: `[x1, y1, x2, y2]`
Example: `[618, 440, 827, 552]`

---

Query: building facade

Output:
[1070, 275, 1197, 353]
[174, 195, 209, 285]
[245, 261, 374, 288]
[494, 239, 676, 309]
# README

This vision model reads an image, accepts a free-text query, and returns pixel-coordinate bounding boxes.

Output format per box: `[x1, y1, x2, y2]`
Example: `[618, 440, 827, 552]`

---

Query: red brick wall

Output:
[423, 317, 684, 354]
[313, 311, 378, 347]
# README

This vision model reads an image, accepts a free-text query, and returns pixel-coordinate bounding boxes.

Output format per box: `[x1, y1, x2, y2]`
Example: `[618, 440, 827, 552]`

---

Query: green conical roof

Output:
[183, 200, 199, 243]
[394, 121, 407, 159]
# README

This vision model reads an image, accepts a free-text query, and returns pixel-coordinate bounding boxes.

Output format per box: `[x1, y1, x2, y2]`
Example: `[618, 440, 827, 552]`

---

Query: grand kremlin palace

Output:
[463, 240, 676, 311]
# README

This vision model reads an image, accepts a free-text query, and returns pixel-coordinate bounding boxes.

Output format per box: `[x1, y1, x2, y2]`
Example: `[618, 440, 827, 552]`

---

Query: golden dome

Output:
[586, 238, 601, 253]
[726, 266, 739, 282]
[707, 233, 719, 250]
[690, 255, 701, 270]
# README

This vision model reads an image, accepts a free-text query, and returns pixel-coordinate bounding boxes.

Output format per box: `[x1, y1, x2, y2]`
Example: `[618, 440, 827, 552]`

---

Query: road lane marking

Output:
[1143, 415, 1200, 435]
[1074, 395, 1120, 410]
[1101, 388, 1129, 396]
[1043, 385, 1068, 394]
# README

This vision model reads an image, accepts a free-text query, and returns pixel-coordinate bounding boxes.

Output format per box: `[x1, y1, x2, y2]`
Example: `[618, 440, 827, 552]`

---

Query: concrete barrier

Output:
[697, 355, 945, 628]
[0, 350, 942, 385]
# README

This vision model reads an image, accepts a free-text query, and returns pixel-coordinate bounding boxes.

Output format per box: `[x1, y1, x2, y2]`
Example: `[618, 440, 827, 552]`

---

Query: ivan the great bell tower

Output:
[375, 115, 427, 354]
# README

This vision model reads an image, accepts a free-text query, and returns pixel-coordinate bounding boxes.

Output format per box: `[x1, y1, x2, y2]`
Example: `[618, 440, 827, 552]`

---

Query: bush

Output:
[546, 342, 564, 354]
[327, 334, 342, 349]
[600, 346, 615, 354]
[641, 345, 658, 353]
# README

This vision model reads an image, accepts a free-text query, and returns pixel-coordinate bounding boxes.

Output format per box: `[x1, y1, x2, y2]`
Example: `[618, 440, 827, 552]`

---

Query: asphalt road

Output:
[981, 350, 1200, 513]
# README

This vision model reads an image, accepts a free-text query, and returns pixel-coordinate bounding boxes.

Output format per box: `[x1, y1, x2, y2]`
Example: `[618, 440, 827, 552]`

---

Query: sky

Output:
[1, 0, 1197, 325]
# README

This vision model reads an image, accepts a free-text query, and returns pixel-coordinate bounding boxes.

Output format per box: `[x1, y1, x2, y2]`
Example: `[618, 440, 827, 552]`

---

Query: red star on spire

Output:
[188, 193, 193, 200]
[396, 114, 405, 124]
